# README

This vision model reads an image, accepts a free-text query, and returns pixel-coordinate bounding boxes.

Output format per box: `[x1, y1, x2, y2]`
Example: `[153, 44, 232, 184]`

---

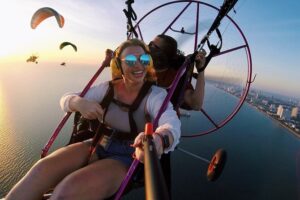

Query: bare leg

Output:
[50, 158, 128, 200]
[5, 142, 90, 200]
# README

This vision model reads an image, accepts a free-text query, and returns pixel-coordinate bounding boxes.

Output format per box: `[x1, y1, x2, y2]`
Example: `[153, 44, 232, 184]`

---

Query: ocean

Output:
[0, 63, 299, 199]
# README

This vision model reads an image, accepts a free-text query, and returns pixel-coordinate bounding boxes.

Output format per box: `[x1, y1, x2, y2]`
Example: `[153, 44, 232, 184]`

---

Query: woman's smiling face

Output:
[120, 46, 147, 84]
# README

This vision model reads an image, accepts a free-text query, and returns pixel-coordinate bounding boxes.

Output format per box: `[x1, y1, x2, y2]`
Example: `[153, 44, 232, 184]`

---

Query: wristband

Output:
[162, 134, 170, 149]
[154, 132, 170, 150]
[154, 132, 164, 149]
[197, 66, 206, 73]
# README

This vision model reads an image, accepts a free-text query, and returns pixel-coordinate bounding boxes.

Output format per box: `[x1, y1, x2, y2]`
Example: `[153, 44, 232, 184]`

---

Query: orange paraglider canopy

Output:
[31, 7, 64, 29]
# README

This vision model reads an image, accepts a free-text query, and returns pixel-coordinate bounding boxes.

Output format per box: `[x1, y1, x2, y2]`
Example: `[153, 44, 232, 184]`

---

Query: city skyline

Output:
[0, 0, 299, 98]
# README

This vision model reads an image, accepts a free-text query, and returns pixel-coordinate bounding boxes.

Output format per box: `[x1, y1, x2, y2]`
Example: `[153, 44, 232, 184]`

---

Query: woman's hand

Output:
[152, 133, 164, 158]
[132, 132, 145, 162]
[132, 132, 163, 163]
[71, 96, 104, 120]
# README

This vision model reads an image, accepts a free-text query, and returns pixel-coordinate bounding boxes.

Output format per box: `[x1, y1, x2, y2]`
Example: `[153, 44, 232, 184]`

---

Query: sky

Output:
[0, 0, 299, 98]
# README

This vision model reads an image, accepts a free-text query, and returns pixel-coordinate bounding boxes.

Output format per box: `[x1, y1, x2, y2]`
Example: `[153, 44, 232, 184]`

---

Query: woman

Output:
[5, 39, 180, 200]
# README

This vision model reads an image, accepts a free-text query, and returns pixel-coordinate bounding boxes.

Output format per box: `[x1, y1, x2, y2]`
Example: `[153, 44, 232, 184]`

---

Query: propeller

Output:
[177, 147, 227, 181]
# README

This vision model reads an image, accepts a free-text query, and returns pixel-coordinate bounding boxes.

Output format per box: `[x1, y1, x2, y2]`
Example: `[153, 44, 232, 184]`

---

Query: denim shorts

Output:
[95, 136, 135, 167]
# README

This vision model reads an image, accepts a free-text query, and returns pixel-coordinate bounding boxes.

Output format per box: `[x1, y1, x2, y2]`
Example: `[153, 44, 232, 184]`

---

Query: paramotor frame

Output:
[130, 0, 253, 138]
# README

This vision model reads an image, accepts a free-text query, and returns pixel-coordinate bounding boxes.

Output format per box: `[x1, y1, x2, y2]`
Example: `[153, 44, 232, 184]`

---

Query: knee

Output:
[30, 158, 53, 177]
[52, 173, 113, 200]
[51, 178, 75, 200]
[51, 174, 84, 200]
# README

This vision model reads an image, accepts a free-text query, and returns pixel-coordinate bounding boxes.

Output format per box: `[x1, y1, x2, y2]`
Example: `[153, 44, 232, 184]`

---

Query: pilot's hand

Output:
[195, 49, 207, 72]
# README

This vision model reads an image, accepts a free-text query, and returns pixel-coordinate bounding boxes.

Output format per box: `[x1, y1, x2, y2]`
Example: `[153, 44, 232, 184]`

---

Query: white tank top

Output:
[104, 92, 150, 133]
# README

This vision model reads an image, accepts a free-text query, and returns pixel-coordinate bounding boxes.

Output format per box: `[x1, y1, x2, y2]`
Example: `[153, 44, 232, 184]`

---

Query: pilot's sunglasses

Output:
[149, 41, 162, 50]
[121, 54, 150, 67]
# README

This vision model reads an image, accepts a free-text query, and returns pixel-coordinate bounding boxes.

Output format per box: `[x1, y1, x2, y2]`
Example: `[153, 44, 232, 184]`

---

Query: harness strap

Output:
[72, 81, 114, 134]
[171, 55, 194, 111]
[71, 81, 153, 155]
[200, 28, 222, 73]
[70, 82, 114, 145]
[99, 81, 114, 121]
[88, 81, 152, 159]
[80, 81, 114, 134]
[88, 81, 114, 156]
[174, 28, 222, 111]
[128, 81, 153, 135]
[110, 81, 153, 135]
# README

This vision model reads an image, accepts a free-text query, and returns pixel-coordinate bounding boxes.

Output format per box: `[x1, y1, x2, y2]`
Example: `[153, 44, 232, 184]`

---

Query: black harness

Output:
[68, 81, 153, 145]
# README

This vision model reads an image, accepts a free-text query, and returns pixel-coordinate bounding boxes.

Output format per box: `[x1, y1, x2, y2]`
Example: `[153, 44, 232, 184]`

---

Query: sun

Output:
[0, 1, 57, 60]
[0, 1, 31, 58]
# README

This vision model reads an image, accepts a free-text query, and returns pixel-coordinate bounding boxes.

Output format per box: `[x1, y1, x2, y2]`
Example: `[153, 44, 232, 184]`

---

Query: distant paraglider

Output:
[59, 42, 77, 52]
[31, 7, 65, 29]
[59, 42, 77, 66]
[26, 55, 39, 64]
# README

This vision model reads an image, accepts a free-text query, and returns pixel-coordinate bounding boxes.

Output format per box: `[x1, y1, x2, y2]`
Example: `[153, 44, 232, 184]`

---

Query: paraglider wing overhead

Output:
[59, 42, 77, 52]
[31, 7, 65, 29]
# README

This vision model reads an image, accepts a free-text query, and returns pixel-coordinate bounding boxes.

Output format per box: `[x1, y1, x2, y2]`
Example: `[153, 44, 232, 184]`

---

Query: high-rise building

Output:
[282, 109, 291, 121]
[255, 92, 259, 99]
[277, 105, 284, 116]
[291, 107, 298, 118]
[269, 104, 276, 113]
[277, 105, 291, 120]
[262, 100, 268, 105]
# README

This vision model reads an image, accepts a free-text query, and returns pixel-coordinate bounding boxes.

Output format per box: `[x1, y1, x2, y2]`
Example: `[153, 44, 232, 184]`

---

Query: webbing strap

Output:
[72, 81, 114, 129]
[128, 81, 153, 135]
[72, 81, 152, 150]
[88, 81, 152, 158]
[87, 82, 114, 157]
[99, 81, 114, 122]
[111, 81, 153, 135]
[200, 28, 222, 72]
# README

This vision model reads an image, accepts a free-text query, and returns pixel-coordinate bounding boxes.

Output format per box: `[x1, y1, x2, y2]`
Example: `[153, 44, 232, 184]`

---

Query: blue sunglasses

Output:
[121, 54, 151, 67]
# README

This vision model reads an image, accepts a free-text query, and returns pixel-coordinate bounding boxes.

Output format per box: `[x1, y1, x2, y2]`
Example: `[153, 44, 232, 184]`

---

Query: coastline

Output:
[210, 83, 300, 139]
[246, 102, 300, 139]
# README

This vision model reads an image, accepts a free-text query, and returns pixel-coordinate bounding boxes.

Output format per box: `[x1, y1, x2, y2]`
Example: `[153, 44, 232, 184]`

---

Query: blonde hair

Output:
[110, 39, 156, 82]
